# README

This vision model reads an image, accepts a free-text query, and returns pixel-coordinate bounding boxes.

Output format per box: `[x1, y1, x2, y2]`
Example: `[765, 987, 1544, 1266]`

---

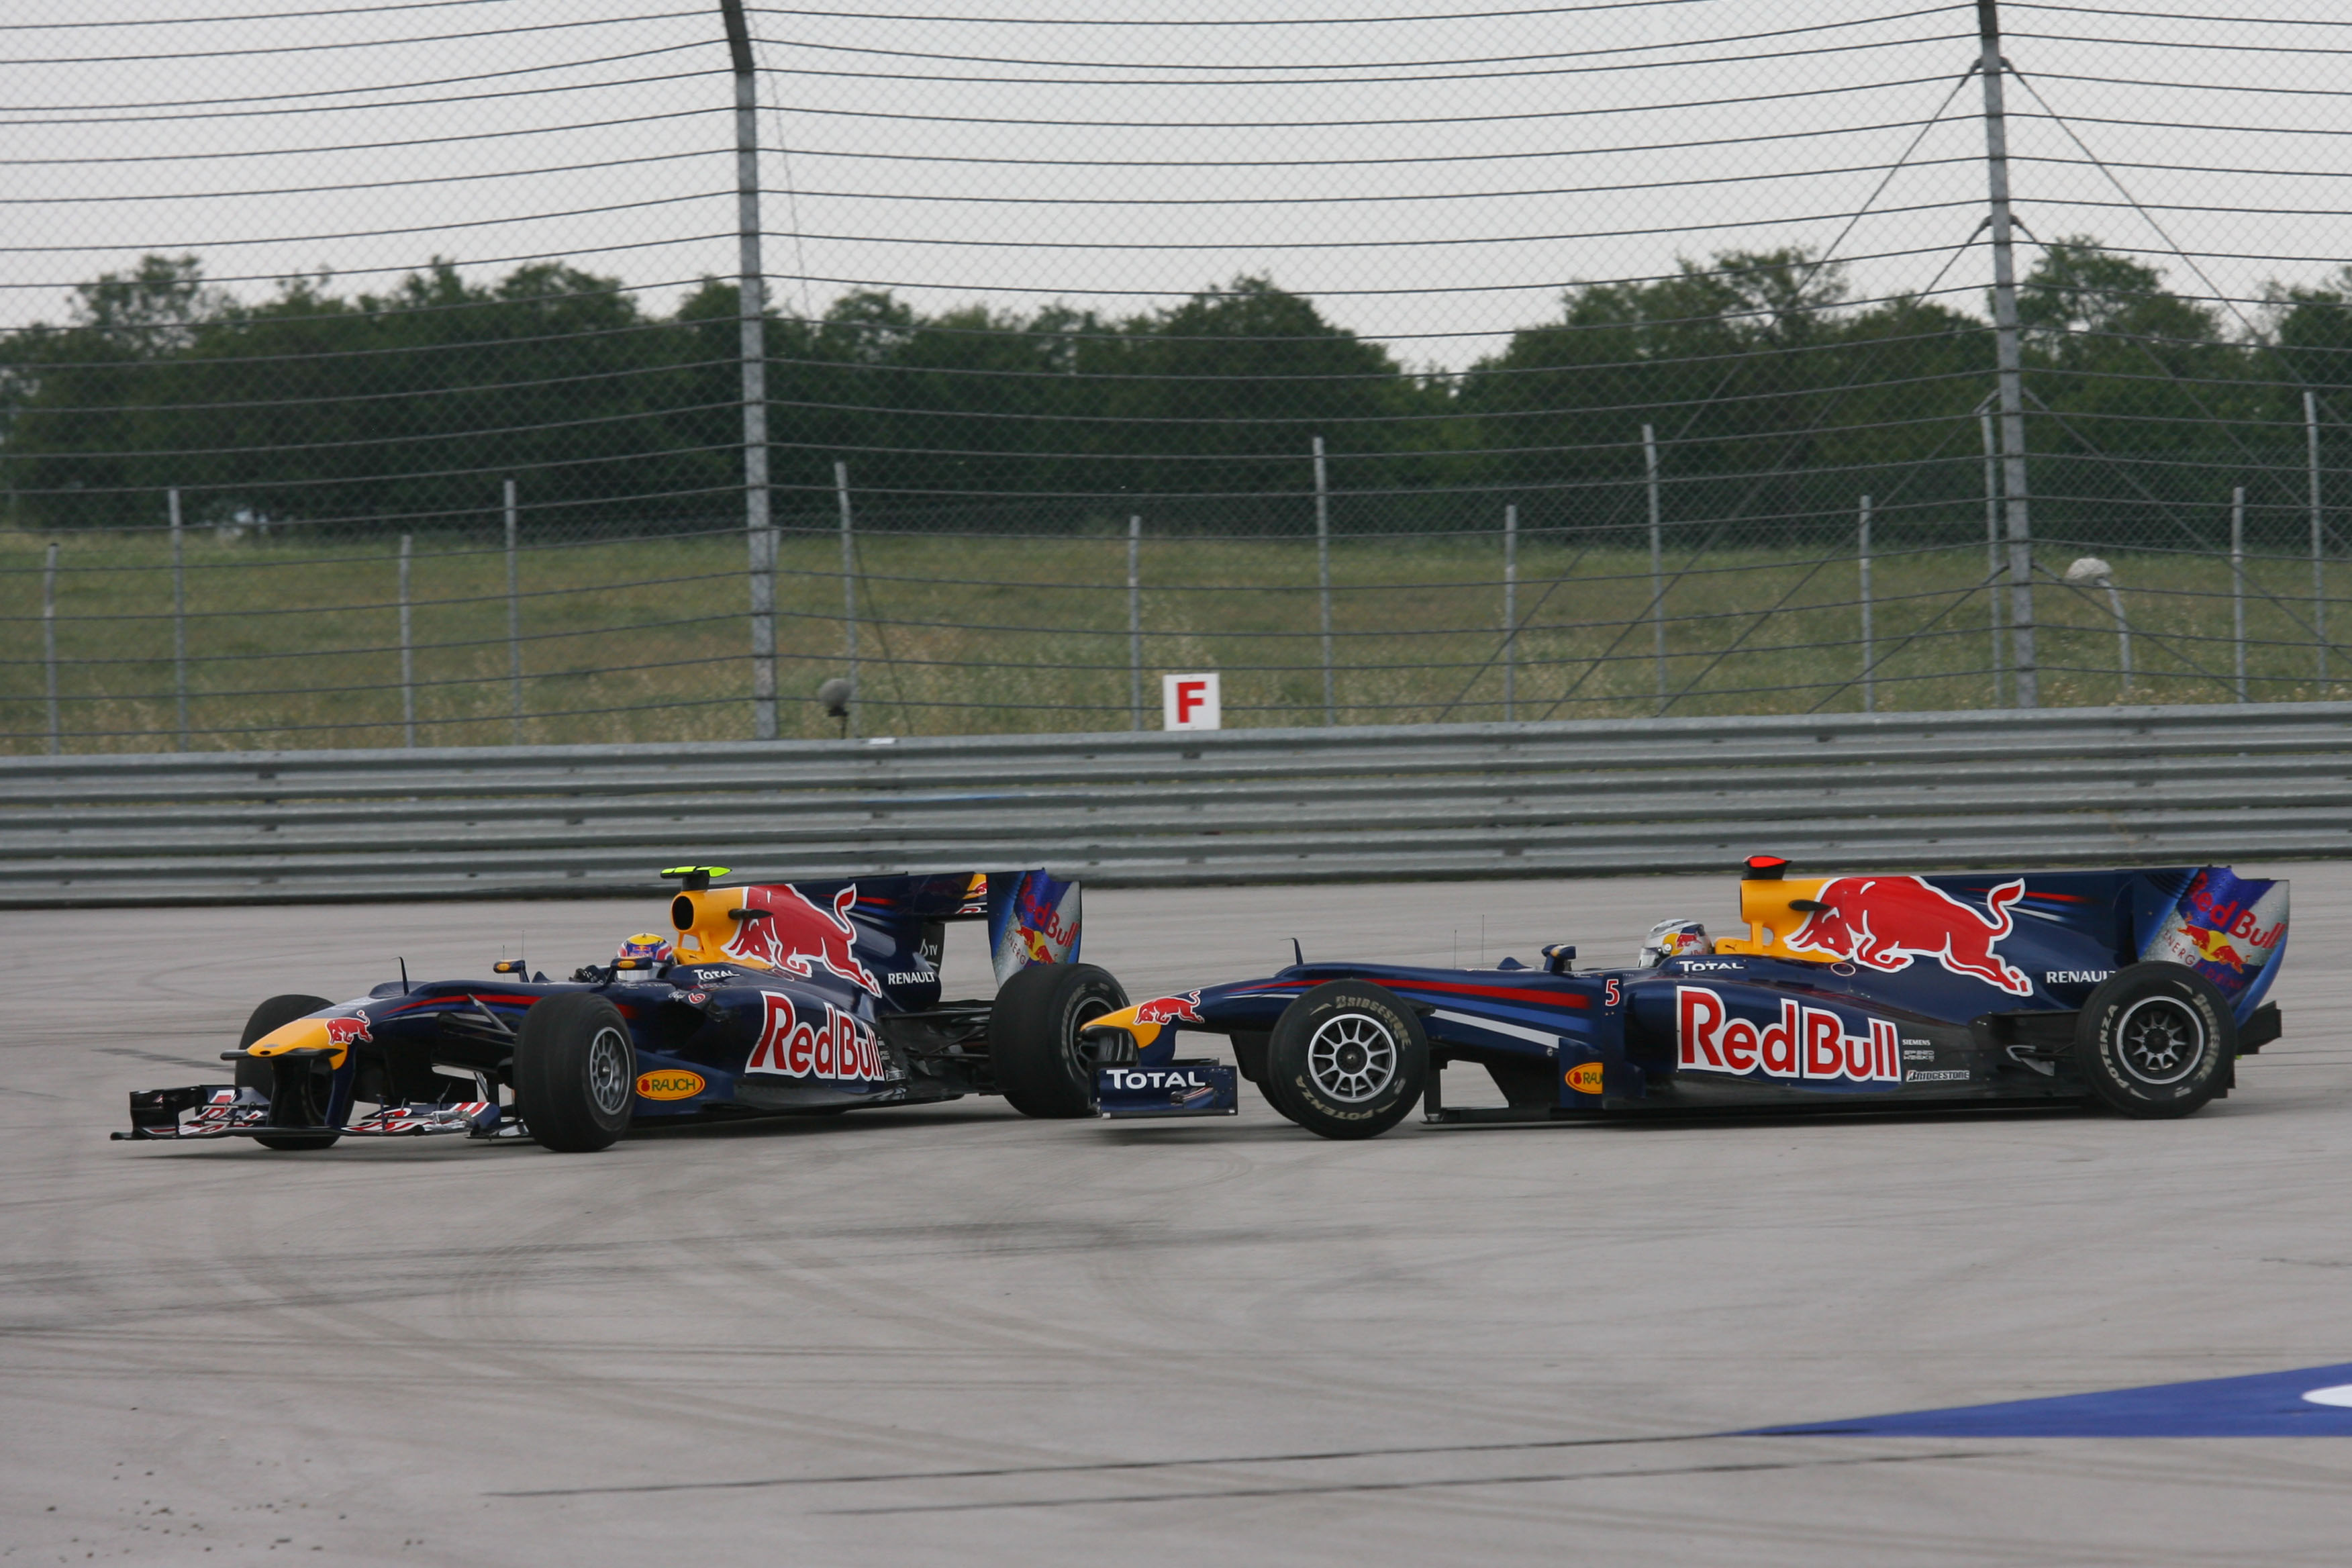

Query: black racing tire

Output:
[235, 993, 340, 1151]
[1234, 1030, 1304, 1126]
[987, 962, 1128, 1118]
[1265, 981, 1428, 1140]
[2074, 962, 2236, 1120]
[515, 992, 636, 1153]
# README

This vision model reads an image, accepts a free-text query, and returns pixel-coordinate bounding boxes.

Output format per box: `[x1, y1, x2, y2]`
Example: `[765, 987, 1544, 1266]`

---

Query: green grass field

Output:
[3, 523, 2345, 753]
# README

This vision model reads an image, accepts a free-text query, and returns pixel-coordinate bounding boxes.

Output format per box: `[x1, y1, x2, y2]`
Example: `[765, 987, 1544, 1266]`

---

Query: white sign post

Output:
[1162, 671, 1221, 730]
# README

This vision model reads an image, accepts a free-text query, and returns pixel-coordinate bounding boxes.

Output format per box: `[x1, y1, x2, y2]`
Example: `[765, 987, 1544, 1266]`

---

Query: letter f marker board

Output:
[1163, 672, 1220, 730]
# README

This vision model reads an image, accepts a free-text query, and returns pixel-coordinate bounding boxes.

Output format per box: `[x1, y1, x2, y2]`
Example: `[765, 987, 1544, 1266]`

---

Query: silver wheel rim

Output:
[587, 1024, 633, 1114]
[1306, 1011, 1398, 1102]
[2115, 995, 2204, 1087]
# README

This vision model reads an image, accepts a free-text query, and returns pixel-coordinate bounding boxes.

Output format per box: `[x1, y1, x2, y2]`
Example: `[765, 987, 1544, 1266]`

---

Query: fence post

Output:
[722, 0, 777, 742]
[1858, 495, 1874, 714]
[1642, 424, 1666, 712]
[168, 487, 188, 750]
[2232, 486, 2247, 703]
[504, 479, 524, 744]
[42, 541, 59, 756]
[1128, 515, 1142, 731]
[399, 534, 416, 746]
[1979, 403, 2004, 705]
[1502, 503, 1518, 722]
[1978, 0, 2037, 707]
[2310, 389, 2325, 683]
[1312, 436, 1333, 724]
[836, 460, 858, 739]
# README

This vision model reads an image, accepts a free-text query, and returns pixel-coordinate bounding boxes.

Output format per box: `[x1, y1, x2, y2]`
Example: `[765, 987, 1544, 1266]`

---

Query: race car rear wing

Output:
[667, 868, 1082, 993]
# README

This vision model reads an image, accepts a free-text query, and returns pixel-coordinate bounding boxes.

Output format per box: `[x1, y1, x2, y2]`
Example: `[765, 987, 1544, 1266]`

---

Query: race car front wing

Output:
[1093, 1061, 1238, 1119]
[113, 1085, 507, 1142]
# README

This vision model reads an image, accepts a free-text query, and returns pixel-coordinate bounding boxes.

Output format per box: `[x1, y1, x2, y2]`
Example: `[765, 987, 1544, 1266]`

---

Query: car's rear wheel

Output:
[234, 993, 340, 1151]
[989, 963, 1128, 1118]
[516, 993, 636, 1152]
[2074, 963, 2235, 1119]
[1265, 981, 1428, 1140]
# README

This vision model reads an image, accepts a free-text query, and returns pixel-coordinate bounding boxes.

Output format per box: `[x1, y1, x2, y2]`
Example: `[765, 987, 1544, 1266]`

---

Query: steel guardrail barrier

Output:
[2, 701, 2347, 905]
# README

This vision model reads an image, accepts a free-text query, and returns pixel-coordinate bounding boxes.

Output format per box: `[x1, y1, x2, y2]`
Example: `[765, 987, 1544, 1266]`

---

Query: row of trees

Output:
[3, 242, 2347, 538]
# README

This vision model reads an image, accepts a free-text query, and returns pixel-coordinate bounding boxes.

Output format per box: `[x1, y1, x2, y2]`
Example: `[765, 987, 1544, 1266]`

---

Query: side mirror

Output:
[491, 959, 526, 975]
[1542, 943, 1576, 975]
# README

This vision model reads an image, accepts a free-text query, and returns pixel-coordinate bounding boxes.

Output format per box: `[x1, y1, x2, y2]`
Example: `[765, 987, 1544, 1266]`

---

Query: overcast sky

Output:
[4, 1, 2346, 370]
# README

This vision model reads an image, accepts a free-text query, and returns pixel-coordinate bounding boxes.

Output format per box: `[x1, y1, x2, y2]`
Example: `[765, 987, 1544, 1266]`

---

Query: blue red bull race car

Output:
[115, 867, 1130, 1153]
[1080, 858, 2288, 1140]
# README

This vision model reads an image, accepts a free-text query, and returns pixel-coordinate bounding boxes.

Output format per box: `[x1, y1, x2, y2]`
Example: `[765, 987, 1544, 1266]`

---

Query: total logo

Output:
[745, 993, 882, 1082]
[1676, 986, 1900, 1083]
[1102, 1068, 1214, 1092]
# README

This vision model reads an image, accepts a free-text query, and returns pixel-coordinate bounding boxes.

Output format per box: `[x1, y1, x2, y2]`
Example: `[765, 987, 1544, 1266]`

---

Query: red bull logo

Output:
[745, 993, 881, 1082]
[726, 884, 882, 995]
[1677, 987, 1900, 1083]
[1788, 875, 2032, 997]
[324, 1016, 372, 1048]
[2179, 925, 2249, 972]
[1135, 991, 1204, 1027]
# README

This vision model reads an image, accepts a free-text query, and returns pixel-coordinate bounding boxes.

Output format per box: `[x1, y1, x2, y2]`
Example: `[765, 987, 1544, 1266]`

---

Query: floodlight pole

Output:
[1977, 0, 2037, 706]
[722, 0, 777, 741]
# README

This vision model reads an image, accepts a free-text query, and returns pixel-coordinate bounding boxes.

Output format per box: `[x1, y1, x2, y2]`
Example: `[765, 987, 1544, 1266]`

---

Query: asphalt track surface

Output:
[8, 865, 2352, 1566]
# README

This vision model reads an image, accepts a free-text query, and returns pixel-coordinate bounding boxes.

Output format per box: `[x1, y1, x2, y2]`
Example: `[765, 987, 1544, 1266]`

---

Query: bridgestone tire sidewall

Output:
[237, 994, 339, 1150]
[517, 992, 636, 1153]
[1267, 982, 1428, 1140]
[987, 963, 1128, 1119]
[2076, 962, 2235, 1120]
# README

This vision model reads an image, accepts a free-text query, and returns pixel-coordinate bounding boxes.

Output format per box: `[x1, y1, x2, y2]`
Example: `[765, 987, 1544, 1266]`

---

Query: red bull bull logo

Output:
[726, 884, 882, 996]
[2178, 925, 2250, 972]
[1134, 991, 1204, 1027]
[324, 1016, 371, 1048]
[745, 993, 881, 1082]
[1787, 875, 2032, 997]
[1677, 987, 1899, 1083]
[2148, 869, 2286, 987]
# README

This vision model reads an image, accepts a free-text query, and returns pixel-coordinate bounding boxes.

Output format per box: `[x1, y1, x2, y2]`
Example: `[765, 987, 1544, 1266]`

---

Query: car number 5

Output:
[1604, 978, 1622, 1008]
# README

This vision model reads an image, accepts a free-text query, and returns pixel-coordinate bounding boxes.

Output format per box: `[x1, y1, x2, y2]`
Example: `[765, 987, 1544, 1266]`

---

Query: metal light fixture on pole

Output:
[2064, 556, 2131, 699]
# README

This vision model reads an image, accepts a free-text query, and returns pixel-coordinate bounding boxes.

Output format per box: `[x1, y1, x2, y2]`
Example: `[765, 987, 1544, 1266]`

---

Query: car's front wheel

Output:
[1265, 981, 1428, 1140]
[988, 963, 1128, 1118]
[234, 993, 340, 1151]
[515, 993, 636, 1152]
[2074, 963, 2235, 1119]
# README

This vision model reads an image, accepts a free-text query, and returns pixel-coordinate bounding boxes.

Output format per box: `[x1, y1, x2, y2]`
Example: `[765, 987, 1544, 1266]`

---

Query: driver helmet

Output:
[1637, 918, 1711, 969]
[614, 932, 673, 976]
